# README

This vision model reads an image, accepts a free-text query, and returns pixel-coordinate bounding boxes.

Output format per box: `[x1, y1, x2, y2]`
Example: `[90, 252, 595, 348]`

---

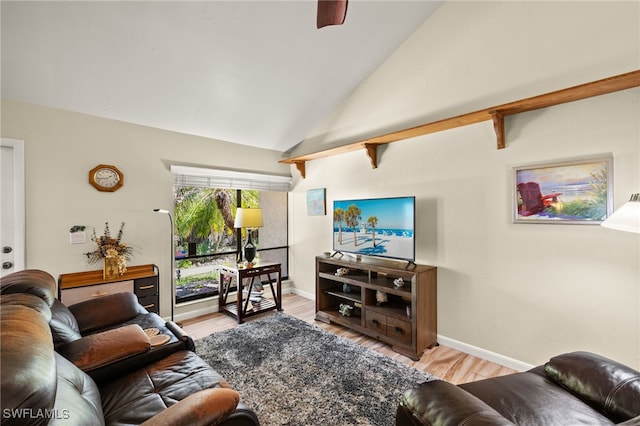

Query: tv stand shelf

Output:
[315, 255, 437, 360]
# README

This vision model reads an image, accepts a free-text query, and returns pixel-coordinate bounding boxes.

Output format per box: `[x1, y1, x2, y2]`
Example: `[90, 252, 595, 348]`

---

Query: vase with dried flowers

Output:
[84, 222, 134, 279]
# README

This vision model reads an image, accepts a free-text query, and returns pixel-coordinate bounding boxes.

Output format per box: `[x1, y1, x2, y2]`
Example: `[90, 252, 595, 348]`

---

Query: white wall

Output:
[287, 1, 640, 368]
[1, 100, 290, 318]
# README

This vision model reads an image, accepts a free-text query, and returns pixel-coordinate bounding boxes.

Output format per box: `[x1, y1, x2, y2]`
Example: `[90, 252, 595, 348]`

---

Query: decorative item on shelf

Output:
[393, 277, 405, 288]
[84, 222, 134, 279]
[376, 290, 388, 306]
[103, 257, 119, 280]
[338, 304, 353, 317]
[323, 251, 332, 257]
[234, 207, 263, 264]
[335, 267, 349, 276]
[406, 305, 411, 318]
[342, 283, 352, 293]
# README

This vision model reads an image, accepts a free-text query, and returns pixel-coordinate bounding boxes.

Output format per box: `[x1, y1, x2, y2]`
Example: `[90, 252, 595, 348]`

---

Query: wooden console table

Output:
[58, 264, 159, 314]
[219, 261, 282, 323]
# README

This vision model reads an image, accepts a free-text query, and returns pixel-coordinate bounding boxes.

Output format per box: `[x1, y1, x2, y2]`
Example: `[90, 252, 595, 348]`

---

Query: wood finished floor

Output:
[182, 293, 517, 385]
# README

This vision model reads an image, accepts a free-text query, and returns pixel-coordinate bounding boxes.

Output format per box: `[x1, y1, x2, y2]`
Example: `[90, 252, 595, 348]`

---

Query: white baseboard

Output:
[170, 286, 532, 372]
[436, 335, 534, 372]
[171, 280, 295, 323]
[288, 287, 315, 300]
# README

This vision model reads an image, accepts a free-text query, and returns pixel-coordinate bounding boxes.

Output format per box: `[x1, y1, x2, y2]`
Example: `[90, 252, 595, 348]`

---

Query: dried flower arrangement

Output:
[84, 222, 134, 275]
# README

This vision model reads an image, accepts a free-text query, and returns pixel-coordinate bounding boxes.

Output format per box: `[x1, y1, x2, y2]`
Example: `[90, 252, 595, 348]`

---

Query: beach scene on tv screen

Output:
[333, 197, 414, 260]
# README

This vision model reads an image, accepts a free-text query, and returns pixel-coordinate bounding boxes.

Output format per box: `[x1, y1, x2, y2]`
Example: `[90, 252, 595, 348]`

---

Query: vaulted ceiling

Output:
[1, 1, 443, 152]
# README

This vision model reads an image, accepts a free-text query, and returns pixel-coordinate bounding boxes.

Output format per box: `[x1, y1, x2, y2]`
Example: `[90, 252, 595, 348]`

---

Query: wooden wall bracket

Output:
[281, 70, 640, 178]
[490, 110, 506, 150]
[364, 143, 378, 168]
[293, 161, 306, 179]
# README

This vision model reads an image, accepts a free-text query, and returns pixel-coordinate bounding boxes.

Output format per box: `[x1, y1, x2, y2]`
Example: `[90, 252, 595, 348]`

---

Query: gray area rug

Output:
[195, 313, 435, 425]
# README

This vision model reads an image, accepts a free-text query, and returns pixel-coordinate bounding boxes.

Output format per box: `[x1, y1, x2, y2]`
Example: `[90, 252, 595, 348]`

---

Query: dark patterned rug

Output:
[195, 313, 435, 426]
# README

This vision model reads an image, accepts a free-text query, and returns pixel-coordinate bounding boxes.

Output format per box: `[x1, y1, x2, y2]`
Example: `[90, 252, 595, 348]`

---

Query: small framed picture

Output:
[307, 188, 326, 216]
[513, 156, 613, 224]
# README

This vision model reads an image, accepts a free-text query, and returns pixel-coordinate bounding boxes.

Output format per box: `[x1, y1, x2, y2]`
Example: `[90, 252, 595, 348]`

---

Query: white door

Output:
[0, 138, 25, 277]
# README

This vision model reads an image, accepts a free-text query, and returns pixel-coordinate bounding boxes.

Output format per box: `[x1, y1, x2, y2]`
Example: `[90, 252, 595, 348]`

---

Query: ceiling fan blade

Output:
[317, 0, 348, 29]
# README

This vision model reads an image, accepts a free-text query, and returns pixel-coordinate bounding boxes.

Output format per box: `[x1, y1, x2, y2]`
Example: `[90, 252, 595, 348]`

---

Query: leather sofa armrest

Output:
[166, 321, 195, 352]
[69, 292, 145, 333]
[545, 351, 640, 422]
[396, 380, 514, 426]
[58, 324, 150, 372]
[140, 388, 240, 426]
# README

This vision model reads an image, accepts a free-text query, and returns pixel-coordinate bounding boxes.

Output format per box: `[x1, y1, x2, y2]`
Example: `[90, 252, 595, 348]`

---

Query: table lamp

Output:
[601, 193, 640, 233]
[234, 208, 263, 263]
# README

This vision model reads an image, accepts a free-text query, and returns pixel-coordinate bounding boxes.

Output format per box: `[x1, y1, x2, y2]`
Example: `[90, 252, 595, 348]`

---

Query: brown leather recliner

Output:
[1, 296, 259, 425]
[1, 271, 260, 425]
[396, 351, 640, 425]
[0, 269, 191, 384]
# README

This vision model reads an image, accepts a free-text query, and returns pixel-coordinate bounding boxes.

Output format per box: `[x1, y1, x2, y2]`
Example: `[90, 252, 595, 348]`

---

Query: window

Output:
[171, 166, 290, 304]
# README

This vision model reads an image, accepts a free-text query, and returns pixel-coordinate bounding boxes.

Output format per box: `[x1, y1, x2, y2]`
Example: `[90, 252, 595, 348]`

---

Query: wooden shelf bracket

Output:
[491, 110, 506, 150]
[364, 143, 378, 168]
[293, 161, 306, 179]
[281, 70, 640, 178]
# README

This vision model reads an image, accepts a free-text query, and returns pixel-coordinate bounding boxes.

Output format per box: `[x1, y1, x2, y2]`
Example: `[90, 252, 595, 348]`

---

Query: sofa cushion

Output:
[0, 293, 52, 322]
[397, 379, 515, 426]
[69, 292, 143, 334]
[100, 350, 231, 426]
[140, 388, 241, 426]
[460, 366, 614, 425]
[58, 324, 151, 372]
[0, 269, 57, 307]
[545, 351, 640, 422]
[52, 353, 105, 426]
[50, 299, 82, 347]
[0, 305, 57, 426]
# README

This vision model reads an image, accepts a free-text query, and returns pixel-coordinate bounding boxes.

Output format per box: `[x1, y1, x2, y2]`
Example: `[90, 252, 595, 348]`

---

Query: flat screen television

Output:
[332, 196, 415, 262]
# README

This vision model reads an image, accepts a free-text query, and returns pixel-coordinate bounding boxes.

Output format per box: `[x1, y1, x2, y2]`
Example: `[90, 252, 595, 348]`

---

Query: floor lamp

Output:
[153, 208, 175, 322]
[601, 193, 640, 233]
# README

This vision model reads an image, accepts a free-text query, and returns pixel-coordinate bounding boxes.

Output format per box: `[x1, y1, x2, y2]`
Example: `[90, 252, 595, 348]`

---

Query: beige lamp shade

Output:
[601, 194, 640, 233]
[234, 208, 263, 229]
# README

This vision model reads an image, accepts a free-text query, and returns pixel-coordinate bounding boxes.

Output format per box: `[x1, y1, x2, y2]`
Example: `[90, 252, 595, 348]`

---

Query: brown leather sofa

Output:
[1, 269, 193, 384]
[1, 269, 260, 425]
[396, 351, 640, 425]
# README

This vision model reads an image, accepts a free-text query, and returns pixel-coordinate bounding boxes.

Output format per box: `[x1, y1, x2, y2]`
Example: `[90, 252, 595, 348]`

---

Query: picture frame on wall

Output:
[307, 188, 326, 216]
[513, 156, 613, 224]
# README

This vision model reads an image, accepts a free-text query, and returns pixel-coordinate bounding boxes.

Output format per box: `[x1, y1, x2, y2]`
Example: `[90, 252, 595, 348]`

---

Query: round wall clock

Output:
[89, 164, 124, 192]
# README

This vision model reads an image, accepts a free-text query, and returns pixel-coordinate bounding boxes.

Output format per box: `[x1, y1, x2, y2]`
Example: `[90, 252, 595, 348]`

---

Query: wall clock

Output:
[89, 164, 124, 192]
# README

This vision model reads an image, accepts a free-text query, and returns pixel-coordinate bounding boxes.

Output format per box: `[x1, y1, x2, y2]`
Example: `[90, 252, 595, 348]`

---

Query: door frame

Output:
[1, 138, 25, 273]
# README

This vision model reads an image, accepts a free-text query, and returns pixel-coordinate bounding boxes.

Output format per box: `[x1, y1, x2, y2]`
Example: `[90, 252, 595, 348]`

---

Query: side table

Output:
[218, 261, 282, 323]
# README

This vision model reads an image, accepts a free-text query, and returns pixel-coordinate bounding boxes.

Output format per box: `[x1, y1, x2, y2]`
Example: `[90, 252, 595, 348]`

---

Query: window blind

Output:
[171, 165, 292, 192]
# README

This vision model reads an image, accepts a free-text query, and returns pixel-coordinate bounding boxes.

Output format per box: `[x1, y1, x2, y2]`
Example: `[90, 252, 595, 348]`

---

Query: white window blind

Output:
[171, 165, 292, 191]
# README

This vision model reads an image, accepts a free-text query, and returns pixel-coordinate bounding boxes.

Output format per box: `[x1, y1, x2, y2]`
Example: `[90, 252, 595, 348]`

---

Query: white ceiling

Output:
[1, 1, 442, 152]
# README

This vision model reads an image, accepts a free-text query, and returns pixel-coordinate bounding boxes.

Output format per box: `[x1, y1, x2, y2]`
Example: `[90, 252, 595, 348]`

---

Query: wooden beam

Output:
[281, 70, 640, 178]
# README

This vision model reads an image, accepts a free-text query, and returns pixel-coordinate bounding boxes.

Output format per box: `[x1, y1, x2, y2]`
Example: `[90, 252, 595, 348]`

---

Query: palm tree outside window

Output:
[173, 187, 288, 303]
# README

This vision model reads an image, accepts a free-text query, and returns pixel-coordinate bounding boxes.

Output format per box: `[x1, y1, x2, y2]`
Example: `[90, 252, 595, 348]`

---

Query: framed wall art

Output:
[307, 188, 326, 216]
[513, 156, 613, 224]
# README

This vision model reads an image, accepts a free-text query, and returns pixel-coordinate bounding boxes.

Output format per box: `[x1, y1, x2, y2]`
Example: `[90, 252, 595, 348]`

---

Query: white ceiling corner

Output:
[1, 0, 442, 152]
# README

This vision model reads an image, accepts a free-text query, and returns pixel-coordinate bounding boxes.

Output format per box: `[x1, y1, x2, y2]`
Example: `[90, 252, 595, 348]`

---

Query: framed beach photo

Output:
[307, 188, 326, 216]
[513, 156, 613, 224]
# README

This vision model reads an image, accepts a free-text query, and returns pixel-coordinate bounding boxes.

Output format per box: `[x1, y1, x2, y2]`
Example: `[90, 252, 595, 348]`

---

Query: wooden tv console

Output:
[315, 255, 437, 360]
